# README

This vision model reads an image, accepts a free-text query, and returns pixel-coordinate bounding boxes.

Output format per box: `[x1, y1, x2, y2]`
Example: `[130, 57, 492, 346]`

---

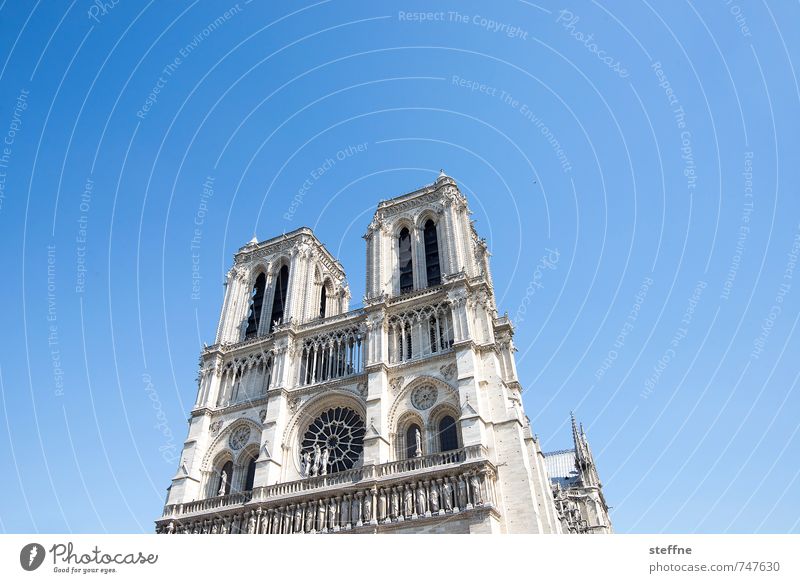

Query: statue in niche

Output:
[442, 480, 454, 511]
[220, 518, 228, 535]
[430, 483, 440, 512]
[404, 485, 414, 516]
[328, 498, 337, 527]
[470, 474, 483, 505]
[166, 521, 175, 534]
[218, 471, 227, 496]
[414, 428, 422, 457]
[247, 512, 256, 534]
[256, 508, 264, 534]
[351, 496, 361, 523]
[415, 482, 427, 515]
[317, 499, 326, 530]
[294, 505, 303, 533]
[300, 450, 311, 477]
[391, 489, 400, 518]
[341, 497, 350, 525]
[304, 504, 315, 532]
[320, 447, 330, 476]
[457, 477, 468, 508]
[363, 494, 372, 521]
[271, 510, 280, 534]
[378, 489, 387, 521]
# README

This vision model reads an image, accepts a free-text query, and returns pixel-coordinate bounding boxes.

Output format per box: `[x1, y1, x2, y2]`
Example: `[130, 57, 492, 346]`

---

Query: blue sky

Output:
[0, 0, 798, 534]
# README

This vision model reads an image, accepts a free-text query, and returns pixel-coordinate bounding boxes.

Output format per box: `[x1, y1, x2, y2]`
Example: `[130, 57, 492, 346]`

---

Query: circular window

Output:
[301, 406, 365, 474]
[228, 425, 251, 450]
[411, 384, 438, 410]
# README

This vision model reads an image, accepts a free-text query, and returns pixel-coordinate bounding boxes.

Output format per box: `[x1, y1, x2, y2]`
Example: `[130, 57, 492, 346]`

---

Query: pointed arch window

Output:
[244, 273, 266, 338]
[269, 265, 289, 332]
[423, 219, 441, 286]
[438, 415, 458, 452]
[398, 227, 414, 293]
[319, 284, 327, 318]
[243, 455, 257, 492]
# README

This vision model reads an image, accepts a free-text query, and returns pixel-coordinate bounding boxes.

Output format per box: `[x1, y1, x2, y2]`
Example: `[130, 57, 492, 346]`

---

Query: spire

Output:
[571, 411, 584, 462]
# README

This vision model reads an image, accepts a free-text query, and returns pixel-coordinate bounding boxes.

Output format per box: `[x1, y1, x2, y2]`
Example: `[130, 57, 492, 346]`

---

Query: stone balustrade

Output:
[157, 445, 493, 533]
[255, 466, 364, 499]
[163, 491, 253, 518]
[157, 464, 495, 534]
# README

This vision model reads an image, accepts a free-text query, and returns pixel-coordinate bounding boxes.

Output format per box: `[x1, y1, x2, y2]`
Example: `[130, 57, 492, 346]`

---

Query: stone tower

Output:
[156, 173, 609, 534]
[545, 415, 613, 534]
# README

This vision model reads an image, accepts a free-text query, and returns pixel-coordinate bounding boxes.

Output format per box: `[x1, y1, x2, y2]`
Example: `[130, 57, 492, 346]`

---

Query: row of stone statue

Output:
[300, 444, 330, 477]
[159, 470, 491, 534]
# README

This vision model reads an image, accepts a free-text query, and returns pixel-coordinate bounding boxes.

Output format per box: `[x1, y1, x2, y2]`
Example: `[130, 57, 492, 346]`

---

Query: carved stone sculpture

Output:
[414, 428, 422, 457]
[294, 505, 303, 533]
[218, 470, 227, 496]
[247, 512, 256, 534]
[341, 496, 350, 526]
[378, 489, 387, 521]
[415, 482, 427, 515]
[304, 504, 315, 532]
[470, 474, 483, 505]
[363, 494, 372, 522]
[430, 483, 440, 512]
[442, 480, 454, 511]
[391, 489, 400, 518]
[312, 444, 321, 477]
[320, 447, 330, 476]
[300, 450, 311, 477]
[317, 499, 327, 530]
[328, 498, 337, 528]
[404, 485, 414, 516]
[457, 477, 468, 509]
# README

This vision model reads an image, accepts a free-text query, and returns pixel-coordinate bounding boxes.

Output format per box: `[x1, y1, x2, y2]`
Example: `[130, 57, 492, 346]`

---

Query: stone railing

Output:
[387, 284, 446, 306]
[157, 445, 491, 532]
[295, 308, 365, 332]
[377, 445, 485, 476]
[255, 466, 365, 499]
[157, 462, 496, 534]
[163, 490, 252, 518]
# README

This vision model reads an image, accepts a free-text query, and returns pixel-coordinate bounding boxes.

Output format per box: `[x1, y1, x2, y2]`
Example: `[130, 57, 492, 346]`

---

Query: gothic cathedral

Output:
[156, 172, 612, 534]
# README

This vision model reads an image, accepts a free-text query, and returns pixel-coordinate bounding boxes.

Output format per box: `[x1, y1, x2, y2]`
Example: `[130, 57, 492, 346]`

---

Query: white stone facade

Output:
[156, 173, 611, 534]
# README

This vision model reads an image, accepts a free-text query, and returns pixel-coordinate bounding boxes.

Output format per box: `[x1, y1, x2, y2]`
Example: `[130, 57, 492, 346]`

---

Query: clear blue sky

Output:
[1, 1, 798, 534]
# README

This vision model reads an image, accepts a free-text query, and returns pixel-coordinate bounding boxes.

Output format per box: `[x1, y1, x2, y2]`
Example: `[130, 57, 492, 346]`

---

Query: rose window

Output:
[301, 406, 365, 474]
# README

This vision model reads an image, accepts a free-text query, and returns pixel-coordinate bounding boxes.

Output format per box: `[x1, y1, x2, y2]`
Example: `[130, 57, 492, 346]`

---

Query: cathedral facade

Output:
[156, 173, 612, 534]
